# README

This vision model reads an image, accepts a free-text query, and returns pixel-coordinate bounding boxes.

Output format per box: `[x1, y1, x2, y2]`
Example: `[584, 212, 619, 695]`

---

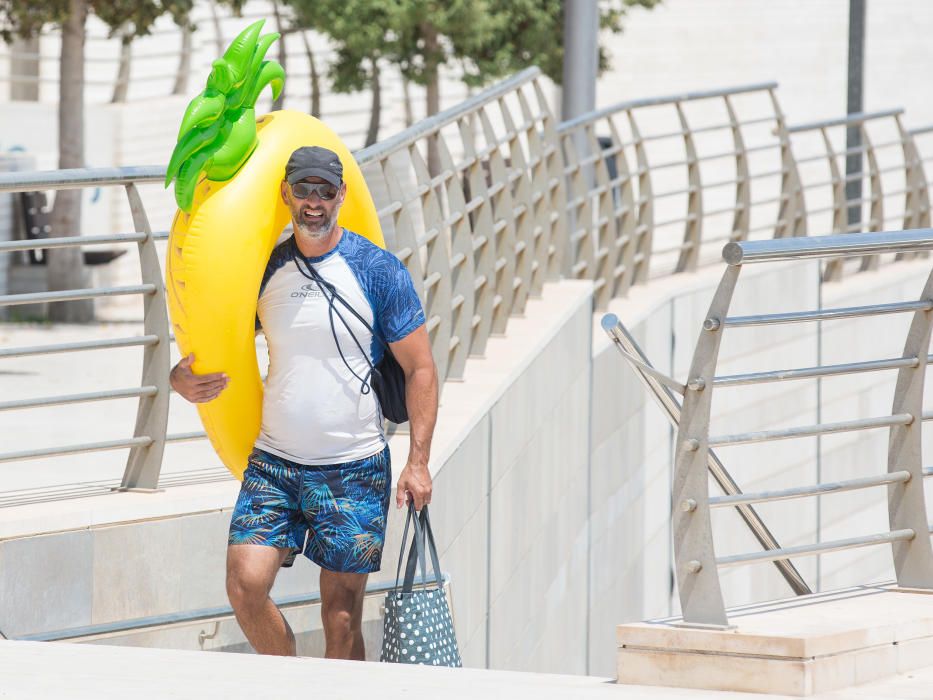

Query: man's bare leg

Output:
[226, 544, 296, 656]
[320, 570, 368, 660]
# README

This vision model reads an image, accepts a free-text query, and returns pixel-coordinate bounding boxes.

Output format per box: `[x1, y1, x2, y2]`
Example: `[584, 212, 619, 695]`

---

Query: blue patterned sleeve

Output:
[341, 232, 426, 343]
[375, 254, 425, 343]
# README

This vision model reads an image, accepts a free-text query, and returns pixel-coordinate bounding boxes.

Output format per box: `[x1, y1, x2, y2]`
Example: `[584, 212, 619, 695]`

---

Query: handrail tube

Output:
[720, 300, 933, 327]
[0, 165, 165, 192]
[712, 356, 920, 387]
[16, 574, 450, 642]
[356, 67, 541, 163]
[605, 341, 685, 394]
[707, 413, 913, 447]
[0, 284, 156, 307]
[0, 386, 157, 412]
[557, 82, 778, 132]
[164, 431, 208, 443]
[717, 529, 915, 567]
[0, 232, 147, 252]
[709, 470, 912, 507]
[723, 229, 933, 265]
[786, 108, 905, 133]
[0, 335, 160, 359]
[0, 437, 153, 463]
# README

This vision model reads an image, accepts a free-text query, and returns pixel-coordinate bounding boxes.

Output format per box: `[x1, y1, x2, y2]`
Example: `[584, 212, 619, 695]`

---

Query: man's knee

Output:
[322, 606, 354, 633]
[320, 571, 367, 627]
[227, 571, 265, 607]
[225, 546, 281, 610]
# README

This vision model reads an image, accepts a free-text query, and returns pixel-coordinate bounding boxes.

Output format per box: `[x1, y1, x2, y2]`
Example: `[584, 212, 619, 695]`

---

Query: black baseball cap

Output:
[285, 146, 343, 187]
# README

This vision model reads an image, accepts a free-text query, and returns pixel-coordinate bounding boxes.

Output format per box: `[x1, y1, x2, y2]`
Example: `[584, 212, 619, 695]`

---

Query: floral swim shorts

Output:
[228, 445, 391, 573]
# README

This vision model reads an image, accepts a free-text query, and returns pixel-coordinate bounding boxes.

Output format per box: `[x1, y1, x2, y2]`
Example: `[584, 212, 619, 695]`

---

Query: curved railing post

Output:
[858, 124, 884, 272]
[119, 183, 171, 490]
[456, 112, 496, 358]
[674, 102, 703, 272]
[724, 94, 751, 242]
[672, 265, 740, 626]
[887, 267, 933, 588]
[906, 125, 933, 231]
[604, 117, 637, 298]
[435, 132, 475, 379]
[770, 89, 807, 239]
[559, 124, 596, 285]
[900, 120, 931, 240]
[628, 111, 654, 283]
[515, 85, 550, 297]
[477, 107, 519, 333]
[586, 120, 617, 309]
[822, 126, 848, 281]
[497, 94, 535, 315]
[531, 77, 567, 283]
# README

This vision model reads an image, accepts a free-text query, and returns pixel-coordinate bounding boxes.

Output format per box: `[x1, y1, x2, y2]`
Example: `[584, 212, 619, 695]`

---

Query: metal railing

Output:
[354, 67, 563, 381]
[785, 110, 932, 280]
[16, 573, 449, 643]
[0, 67, 564, 492]
[557, 82, 793, 308]
[557, 86, 933, 308]
[0, 167, 172, 490]
[6, 67, 933, 500]
[604, 228, 933, 626]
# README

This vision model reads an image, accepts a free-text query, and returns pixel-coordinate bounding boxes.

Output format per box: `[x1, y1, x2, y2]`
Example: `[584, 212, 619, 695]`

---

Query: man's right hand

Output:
[169, 353, 229, 403]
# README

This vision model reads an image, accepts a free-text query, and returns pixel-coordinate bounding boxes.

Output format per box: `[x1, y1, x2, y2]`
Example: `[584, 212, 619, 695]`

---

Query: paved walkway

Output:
[1, 639, 932, 699]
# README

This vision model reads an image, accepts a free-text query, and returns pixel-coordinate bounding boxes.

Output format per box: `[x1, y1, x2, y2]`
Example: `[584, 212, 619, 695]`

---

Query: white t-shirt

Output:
[253, 231, 425, 465]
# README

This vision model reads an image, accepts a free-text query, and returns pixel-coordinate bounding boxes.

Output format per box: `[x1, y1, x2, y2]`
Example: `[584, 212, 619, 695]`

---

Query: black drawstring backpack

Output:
[292, 254, 409, 424]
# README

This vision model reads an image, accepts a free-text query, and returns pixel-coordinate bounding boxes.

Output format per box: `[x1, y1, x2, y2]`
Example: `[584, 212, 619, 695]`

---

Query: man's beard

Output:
[295, 209, 334, 240]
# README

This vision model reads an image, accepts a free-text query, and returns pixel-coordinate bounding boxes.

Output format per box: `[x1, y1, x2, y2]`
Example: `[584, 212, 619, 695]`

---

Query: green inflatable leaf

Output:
[166, 19, 283, 212]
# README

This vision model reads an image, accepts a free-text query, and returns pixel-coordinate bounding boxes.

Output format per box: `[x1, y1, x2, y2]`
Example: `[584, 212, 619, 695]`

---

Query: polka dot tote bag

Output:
[380, 503, 462, 667]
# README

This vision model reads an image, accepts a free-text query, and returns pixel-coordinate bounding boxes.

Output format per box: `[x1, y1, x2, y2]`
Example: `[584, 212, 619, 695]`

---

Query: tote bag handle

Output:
[395, 502, 444, 593]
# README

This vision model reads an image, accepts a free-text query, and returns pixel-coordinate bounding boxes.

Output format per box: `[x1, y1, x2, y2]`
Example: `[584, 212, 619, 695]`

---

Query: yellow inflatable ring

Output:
[166, 110, 385, 479]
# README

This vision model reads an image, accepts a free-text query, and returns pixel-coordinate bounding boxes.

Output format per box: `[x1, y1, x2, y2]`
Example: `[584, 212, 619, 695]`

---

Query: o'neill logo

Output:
[292, 283, 324, 299]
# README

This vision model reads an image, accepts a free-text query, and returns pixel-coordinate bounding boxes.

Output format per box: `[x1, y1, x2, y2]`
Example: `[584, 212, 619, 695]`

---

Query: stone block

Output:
[617, 587, 933, 695]
[0, 530, 94, 637]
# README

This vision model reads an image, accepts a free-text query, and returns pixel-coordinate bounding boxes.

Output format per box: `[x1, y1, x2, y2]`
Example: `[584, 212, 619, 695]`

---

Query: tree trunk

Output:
[300, 29, 321, 117]
[402, 75, 414, 128]
[423, 22, 441, 176]
[172, 21, 192, 95]
[271, 0, 286, 110]
[48, 0, 93, 323]
[365, 59, 381, 147]
[111, 29, 132, 103]
[10, 37, 40, 101]
[209, 0, 225, 56]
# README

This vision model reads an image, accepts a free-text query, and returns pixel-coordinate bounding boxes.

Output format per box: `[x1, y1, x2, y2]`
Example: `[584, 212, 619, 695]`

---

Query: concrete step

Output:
[5, 636, 933, 699]
[617, 584, 933, 696]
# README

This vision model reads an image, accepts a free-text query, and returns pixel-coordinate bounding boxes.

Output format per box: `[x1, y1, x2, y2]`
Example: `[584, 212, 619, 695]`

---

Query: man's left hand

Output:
[396, 462, 432, 510]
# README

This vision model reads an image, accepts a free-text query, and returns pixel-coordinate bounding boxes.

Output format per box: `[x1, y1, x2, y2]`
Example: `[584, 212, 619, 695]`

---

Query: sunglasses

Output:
[291, 181, 339, 201]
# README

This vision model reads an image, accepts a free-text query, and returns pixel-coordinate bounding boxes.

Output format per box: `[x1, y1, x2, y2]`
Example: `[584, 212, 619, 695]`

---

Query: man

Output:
[169, 145, 438, 660]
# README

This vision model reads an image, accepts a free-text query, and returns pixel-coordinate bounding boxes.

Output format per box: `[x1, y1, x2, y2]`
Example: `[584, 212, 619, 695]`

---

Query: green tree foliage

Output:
[459, 0, 663, 86]
[287, 0, 395, 145]
[0, 0, 192, 41]
[283, 0, 660, 127]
